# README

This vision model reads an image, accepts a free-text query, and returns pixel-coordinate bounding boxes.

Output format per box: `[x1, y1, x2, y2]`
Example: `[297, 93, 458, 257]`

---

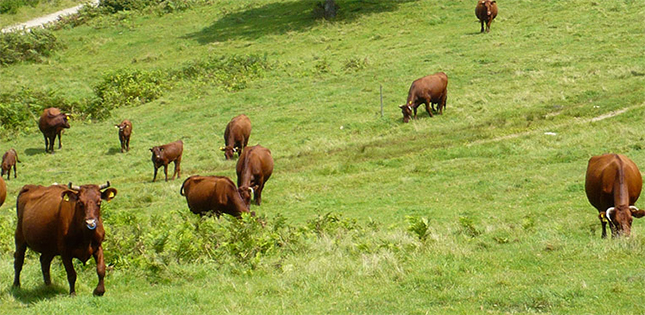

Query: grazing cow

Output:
[399, 72, 448, 123]
[585, 154, 645, 238]
[0, 177, 5, 207]
[13, 182, 117, 296]
[150, 140, 183, 182]
[2, 148, 21, 180]
[38, 108, 70, 153]
[180, 175, 252, 218]
[475, 0, 498, 33]
[236, 145, 274, 206]
[115, 120, 132, 153]
[220, 115, 252, 160]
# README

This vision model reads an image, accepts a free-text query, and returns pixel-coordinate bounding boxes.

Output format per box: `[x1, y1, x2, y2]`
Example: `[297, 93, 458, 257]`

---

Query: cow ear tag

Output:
[108, 191, 115, 200]
[63, 194, 70, 202]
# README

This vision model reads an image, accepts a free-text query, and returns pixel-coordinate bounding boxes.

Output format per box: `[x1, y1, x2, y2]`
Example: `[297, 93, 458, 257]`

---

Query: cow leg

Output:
[13, 164, 17, 178]
[152, 166, 158, 182]
[48, 135, 56, 153]
[93, 246, 106, 296]
[13, 242, 27, 288]
[412, 106, 418, 119]
[425, 100, 433, 117]
[486, 20, 492, 33]
[173, 158, 182, 180]
[6, 168, 10, 180]
[40, 254, 54, 286]
[57, 131, 63, 149]
[440, 93, 447, 115]
[480, 20, 485, 33]
[255, 183, 264, 206]
[43, 134, 50, 153]
[126, 138, 130, 152]
[61, 255, 77, 296]
[163, 164, 169, 182]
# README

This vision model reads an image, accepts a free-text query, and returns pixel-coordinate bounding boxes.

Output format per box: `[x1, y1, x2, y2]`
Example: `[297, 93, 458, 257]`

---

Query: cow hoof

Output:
[93, 288, 105, 296]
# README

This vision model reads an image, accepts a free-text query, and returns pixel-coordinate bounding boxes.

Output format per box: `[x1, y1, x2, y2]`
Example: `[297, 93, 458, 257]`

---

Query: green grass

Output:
[1, 0, 645, 313]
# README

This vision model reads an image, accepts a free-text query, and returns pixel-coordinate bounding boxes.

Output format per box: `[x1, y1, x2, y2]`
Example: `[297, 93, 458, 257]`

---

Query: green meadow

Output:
[0, 0, 644, 313]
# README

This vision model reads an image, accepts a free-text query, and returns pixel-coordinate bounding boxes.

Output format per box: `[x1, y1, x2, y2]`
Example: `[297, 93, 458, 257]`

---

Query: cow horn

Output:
[219, 146, 225, 151]
[630, 206, 640, 213]
[248, 187, 254, 196]
[606, 207, 615, 223]
[407, 105, 412, 111]
[233, 147, 238, 152]
[68, 182, 81, 191]
[99, 181, 111, 190]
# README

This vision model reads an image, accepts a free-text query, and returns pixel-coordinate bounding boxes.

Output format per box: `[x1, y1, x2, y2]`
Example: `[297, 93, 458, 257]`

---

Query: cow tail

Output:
[180, 179, 187, 196]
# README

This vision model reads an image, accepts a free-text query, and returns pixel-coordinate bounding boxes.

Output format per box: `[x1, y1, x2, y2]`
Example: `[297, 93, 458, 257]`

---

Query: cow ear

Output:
[149, 148, 153, 152]
[101, 188, 118, 202]
[399, 105, 406, 109]
[61, 190, 78, 202]
[219, 147, 226, 151]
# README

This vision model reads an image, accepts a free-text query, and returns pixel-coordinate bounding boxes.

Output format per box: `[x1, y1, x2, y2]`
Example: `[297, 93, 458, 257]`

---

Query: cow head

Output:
[399, 104, 413, 123]
[58, 113, 71, 129]
[605, 205, 644, 237]
[150, 146, 163, 162]
[62, 182, 117, 231]
[238, 186, 254, 207]
[115, 123, 127, 132]
[480, 0, 496, 16]
[220, 146, 237, 160]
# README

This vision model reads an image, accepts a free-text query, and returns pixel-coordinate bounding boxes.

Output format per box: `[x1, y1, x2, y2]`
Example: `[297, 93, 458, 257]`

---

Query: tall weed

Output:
[0, 28, 63, 66]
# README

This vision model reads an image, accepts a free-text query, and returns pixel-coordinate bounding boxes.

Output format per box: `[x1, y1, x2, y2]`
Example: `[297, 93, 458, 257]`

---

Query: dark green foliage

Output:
[93, 68, 167, 109]
[0, 0, 40, 14]
[0, 28, 63, 66]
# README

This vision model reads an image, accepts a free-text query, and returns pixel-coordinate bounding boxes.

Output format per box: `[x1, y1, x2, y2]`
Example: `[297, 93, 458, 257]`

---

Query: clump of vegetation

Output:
[342, 57, 369, 72]
[93, 68, 167, 109]
[406, 216, 430, 241]
[0, 28, 63, 66]
[0, 0, 41, 14]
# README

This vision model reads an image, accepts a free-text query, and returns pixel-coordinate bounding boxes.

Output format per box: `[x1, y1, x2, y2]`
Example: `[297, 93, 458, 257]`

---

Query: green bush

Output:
[174, 53, 271, 91]
[0, 0, 40, 14]
[0, 28, 63, 66]
[93, 68, 167, 109]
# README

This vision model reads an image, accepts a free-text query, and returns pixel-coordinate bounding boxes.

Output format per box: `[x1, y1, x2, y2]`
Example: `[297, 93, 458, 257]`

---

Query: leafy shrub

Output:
[406, 216, 430, 241]
[0, 0, 40, 14]
[0, 28, 63, 66]
[342, 57, 369, 72]
[93, 68, 167, 109]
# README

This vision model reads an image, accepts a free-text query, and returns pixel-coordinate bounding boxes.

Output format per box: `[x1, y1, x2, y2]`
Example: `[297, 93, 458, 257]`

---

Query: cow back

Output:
[585, 154, 642, 212]
[16, 185, 69, 254]
[38, 107, 70, 133]
[236, 145, 274, 186]
[408, 72, 448, 104]
[225, 115, 252, 144]
[181, 175, 248, 217]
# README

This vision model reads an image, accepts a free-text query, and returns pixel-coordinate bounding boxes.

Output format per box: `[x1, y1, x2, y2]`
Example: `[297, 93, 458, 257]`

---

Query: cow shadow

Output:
[105, 147, 122, 156]
[184, 0, 418, 44]
[24, 148, 46, 156]
[9, 284, 68, 304]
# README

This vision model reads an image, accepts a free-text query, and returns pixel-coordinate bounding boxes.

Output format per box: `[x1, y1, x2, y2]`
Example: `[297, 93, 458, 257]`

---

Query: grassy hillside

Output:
[1, 0, 645, 313]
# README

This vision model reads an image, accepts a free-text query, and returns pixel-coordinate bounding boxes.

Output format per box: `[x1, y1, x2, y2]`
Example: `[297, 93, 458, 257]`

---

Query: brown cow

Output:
[475, 0, 498, 33]
[0, 176, 5, 207]
[38, 108, 71, 153]
[220, 114, 251, 160]
[399, 72, 448, 123]
[115, 120, 132, 153]
[150, 140, 183, 182]
[585, 154, 645, 238]
[2, 148, 21, 180]
[180, 175, 252, 218]
[13, 182, 117, 296]
[236, 145, 274, 206]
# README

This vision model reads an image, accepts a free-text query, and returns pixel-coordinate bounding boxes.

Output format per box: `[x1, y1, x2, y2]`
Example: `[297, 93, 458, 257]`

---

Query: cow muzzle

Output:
[86, 219, 97, 230]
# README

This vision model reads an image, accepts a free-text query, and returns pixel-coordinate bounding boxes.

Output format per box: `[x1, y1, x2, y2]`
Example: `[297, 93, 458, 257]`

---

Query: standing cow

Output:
[220, 114, 252, 160]
[399, 72, 448, 123]
[115, 120, 132, 153]
[39, 108, 71, 153]
[0, 176, 5, 207]
[13, 182, 117, 296]
[2, 148, 21, 180]
[180, 175, 252, 218]
[585, 154, 645, 238]
[236, 145, 274, 206]
[150, 140, 183, 182]
[475, 0, 498, 33]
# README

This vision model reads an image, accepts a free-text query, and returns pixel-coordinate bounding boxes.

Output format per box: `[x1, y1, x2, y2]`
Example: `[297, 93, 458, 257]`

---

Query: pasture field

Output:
[0, 0, 644, 313]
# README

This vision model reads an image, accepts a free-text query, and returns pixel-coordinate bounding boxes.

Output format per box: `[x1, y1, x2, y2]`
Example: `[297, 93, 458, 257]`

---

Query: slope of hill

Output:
[0, 0, 644, 313]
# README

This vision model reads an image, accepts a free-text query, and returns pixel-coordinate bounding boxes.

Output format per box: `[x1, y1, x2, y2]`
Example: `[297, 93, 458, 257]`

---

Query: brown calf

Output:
[0, 177, 5, 207]
[115, 120, 132, 153]
[14, 182, 117, 296]
[150, 140, 183, 182]
[475, 0, 498, 33]
[2, 148, 21, 180]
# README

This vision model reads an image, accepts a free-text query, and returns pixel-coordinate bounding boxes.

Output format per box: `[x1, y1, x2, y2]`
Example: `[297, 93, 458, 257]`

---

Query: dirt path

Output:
[1, 0, 99, 33]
